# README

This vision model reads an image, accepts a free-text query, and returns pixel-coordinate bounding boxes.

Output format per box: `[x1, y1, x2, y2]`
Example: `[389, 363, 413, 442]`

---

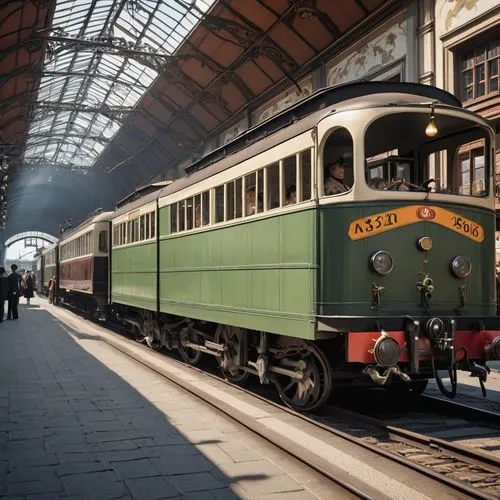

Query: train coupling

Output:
[363, 365, 411, 386]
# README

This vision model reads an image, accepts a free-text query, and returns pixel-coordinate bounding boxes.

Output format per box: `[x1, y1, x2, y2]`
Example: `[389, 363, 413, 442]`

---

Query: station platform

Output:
[2, 297, 499, 500]
[0, 297, 337, 500]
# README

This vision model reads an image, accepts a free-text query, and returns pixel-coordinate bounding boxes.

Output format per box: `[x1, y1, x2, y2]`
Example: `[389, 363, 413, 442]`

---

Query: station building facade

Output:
[166, 0, 500, 259]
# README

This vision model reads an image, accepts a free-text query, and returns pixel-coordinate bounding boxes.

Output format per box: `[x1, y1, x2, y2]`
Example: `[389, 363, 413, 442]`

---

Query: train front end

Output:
[317, 97, 499, 397]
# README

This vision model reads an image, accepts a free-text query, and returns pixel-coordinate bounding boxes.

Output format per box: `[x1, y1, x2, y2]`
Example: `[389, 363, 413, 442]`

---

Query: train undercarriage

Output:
[109, 305, 500, 412]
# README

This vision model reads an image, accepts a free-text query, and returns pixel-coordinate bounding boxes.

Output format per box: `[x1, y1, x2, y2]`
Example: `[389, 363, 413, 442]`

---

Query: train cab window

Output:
[300, 149, 312, 202]
[367, 112, 490, 196]
[366, 154, 415, 190]
[284, 155, 297, 205]
[202, 190, 210, 225]
[98, 231, 108, 252]
[323, 127, 353, 195]
[215, 186, 224, 223]
[267, 162, 280, 209]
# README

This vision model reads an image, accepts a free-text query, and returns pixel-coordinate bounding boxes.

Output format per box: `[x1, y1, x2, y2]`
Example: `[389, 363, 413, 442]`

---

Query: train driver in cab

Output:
[324, 157, 350, 195]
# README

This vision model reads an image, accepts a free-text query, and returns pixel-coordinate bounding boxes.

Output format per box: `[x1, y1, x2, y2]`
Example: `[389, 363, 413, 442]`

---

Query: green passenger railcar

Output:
[109, 82, 500, 411]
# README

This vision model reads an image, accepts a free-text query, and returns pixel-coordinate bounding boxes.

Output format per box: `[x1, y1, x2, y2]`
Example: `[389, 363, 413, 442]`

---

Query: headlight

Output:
[373, 335, 401, 367]
[491, 336, 500, 360]
[370, 251, 394, 275]
[451, 256, 471, 278]
[417, 236, 432, 251]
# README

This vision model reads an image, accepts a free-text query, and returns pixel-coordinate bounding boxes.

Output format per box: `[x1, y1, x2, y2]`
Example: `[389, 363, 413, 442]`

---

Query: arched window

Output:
[322, 127, 353, 196]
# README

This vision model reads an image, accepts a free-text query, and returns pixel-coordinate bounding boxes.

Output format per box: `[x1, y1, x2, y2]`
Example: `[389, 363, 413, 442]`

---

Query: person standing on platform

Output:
[0, 267, 8, 322]
[7, 264, 20, 320]
[48, 276, 56, 304]
[23, 271, 34, 305]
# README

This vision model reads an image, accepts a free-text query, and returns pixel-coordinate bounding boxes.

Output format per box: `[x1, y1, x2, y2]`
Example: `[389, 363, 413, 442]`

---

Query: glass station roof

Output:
[25, 0, 215, 171]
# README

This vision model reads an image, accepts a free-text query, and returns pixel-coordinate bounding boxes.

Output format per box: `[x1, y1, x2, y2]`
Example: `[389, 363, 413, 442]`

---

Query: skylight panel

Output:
[26, 0, 217, 168]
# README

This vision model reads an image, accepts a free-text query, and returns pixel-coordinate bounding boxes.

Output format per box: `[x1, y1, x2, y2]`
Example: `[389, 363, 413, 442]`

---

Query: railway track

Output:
[312, 403, 500, 499]
[53, 300, 500, 499]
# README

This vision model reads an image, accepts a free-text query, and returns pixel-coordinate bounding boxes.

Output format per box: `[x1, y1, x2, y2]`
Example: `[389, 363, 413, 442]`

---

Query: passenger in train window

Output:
[324, 157, 350, 195]
[245, 187, 256, 215]
[194, 194, 202, 227]
[194, 204, 202, 228]
[285, 185, 297, 205]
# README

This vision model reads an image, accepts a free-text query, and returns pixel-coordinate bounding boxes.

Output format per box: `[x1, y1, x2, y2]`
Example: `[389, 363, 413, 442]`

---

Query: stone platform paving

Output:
[0, 297, 345, 500]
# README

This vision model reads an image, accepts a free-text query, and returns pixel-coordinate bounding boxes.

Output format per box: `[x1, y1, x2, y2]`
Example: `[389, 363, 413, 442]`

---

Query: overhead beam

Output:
[39, 32, 191, 71]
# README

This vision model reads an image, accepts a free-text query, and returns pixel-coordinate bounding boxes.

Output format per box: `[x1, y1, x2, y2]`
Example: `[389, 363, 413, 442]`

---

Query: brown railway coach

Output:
[57, 211, 112, 315]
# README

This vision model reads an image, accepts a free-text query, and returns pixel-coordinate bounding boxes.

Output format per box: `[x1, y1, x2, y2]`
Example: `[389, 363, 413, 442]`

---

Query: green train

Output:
[47, 82, 500, 411]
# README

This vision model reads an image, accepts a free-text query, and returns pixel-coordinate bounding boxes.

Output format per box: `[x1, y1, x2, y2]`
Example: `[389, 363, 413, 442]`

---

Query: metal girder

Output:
[25, 133, 111, 143]
[23, 160, 91, 172]
[40, 32, 191, 71]
[40, 70, 149, 90]
[34, 100, 135, 121]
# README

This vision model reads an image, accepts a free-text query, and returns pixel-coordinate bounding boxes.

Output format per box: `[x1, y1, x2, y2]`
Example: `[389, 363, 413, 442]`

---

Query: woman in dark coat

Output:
[23, 271, 34, 305]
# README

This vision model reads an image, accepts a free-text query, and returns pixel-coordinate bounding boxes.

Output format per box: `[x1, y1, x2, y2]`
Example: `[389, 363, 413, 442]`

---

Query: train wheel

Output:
[275, 341, 332, 412]
[215, 325, 249, 384]
[133, 324, 144, 343]
[179, 327, 203, 365]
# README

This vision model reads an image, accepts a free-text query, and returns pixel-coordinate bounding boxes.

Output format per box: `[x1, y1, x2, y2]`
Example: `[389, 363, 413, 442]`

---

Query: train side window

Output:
[267, 162, 280, 209]
[151, 212, 156, 238]
[194, 194, 201, 228]
[300, 149, 312, 202]
[215, 186, 224, 223]
[284, 155, 297, 205]
[178, 201, 186, 231]
[257, 169, 264, 213]
[139, 216, 145, 240]
[186, 198, 194, 230]
[245, 173, 256, 216]
[143, 213, 149, 239]
[226, 181, 235, 221]
[235, 178, 243, 218]
[202, 190, 210, 225]
[99, 231, 108, 252]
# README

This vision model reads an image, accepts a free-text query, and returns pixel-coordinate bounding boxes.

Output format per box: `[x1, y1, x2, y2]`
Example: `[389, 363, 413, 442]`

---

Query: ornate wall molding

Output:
[325, 19, 407, 86]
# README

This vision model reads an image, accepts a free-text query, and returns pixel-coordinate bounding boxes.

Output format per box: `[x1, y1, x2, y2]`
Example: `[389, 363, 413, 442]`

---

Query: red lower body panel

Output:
[347, 330, 499, 363]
